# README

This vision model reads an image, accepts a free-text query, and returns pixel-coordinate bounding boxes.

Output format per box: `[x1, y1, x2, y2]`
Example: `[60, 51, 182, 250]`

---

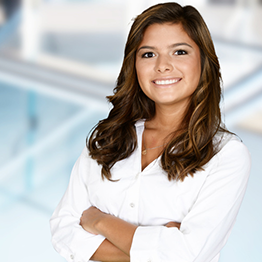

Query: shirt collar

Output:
[134, 119, 145, 128]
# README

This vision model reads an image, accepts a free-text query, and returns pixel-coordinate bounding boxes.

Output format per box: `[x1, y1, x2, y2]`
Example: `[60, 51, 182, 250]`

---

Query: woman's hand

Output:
[80, 207, 131, 261]
[80, 206, 137, 256]
[80, 206, 106, 235]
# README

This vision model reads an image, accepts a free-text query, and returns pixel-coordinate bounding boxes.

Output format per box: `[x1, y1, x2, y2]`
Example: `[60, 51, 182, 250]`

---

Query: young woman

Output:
[50, 3, 251, 262]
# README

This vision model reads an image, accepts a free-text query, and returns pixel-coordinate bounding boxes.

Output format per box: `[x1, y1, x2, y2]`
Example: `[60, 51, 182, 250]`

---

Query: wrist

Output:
[94, 212, 110, 235]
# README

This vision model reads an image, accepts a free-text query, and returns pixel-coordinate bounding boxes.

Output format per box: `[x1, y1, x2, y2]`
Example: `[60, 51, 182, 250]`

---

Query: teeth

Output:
[155, 79, 179, 85]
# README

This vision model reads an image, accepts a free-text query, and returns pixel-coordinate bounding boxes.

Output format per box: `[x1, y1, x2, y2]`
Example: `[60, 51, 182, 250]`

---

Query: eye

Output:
[142, 52, 155, 58]
[175, 50, 187, 55]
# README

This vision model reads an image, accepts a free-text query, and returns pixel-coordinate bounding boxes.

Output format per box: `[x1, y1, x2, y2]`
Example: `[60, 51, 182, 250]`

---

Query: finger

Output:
[165, 222, 181, 229]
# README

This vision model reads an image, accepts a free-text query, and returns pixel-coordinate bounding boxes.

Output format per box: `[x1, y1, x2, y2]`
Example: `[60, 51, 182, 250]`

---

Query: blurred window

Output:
[1, 0, 20, 19]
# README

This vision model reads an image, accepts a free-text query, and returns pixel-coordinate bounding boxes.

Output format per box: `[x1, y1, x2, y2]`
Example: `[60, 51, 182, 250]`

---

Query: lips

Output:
[153, 78, 181, 85]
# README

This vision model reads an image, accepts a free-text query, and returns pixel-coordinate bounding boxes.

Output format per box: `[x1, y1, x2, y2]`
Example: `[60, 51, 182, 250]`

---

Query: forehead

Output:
[138, 23, 196, 48]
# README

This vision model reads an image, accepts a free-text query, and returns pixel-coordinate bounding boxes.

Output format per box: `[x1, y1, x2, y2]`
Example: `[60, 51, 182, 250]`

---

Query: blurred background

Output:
[0, 0, 261, 261]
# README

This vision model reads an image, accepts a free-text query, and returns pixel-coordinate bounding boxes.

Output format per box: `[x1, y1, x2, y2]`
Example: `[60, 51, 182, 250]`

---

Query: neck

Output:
[148, 104, 187, 132]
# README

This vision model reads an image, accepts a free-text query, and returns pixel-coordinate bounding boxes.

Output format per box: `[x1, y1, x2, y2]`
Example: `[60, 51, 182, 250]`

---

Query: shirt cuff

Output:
[54, 233, 106, 262]
[130, 226, 162, 262]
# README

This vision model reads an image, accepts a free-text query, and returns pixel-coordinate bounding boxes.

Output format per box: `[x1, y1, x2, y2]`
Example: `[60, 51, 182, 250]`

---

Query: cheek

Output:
[135, 62, 141, 83]
[185, 59, 201, 84]
[136, 66, 150, 97]
[194, 64, 202, 87]
[136, 63, 148, 86]
[193, 55, 202, 80]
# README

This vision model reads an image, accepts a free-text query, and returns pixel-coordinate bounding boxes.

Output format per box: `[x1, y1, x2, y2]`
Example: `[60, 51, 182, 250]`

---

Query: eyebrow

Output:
[137, 42, 193, 52]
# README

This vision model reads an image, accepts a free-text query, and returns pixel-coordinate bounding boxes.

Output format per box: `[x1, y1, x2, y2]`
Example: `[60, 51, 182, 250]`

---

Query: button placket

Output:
[125, 172, 141, 222]
[130, 202, 135, 208]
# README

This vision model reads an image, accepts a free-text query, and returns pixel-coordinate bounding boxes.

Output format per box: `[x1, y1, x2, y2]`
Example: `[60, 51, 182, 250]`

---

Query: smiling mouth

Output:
[153, 78, 181, 85]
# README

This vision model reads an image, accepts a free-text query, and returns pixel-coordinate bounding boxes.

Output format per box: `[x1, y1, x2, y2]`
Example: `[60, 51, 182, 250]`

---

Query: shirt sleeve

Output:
[50, 148, 105, 262]
[130, 138, 251, 262]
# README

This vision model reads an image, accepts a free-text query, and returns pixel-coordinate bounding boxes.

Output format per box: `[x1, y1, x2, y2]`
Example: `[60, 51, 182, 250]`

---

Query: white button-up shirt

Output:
[50, 120, 251, 262]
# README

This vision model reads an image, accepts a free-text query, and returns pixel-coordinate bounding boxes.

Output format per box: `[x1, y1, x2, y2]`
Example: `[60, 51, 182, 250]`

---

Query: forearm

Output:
[80, 206, 180, 260]
[95, 214, 137, 256]
[90, 239, 130, 262]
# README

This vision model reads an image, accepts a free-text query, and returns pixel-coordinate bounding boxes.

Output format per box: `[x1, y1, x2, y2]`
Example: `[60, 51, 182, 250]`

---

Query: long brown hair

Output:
[88, 2, 229, 181]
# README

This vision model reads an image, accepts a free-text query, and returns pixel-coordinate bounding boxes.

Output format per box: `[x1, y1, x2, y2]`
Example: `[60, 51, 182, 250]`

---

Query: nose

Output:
[155, 55, 173, 73]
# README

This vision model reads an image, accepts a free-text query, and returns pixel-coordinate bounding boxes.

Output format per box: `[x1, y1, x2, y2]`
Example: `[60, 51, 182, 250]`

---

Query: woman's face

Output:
[136, 23, 201, 111]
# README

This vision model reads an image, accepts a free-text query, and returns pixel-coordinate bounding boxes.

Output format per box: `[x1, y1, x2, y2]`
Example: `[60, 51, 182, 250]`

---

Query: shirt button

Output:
[130, 203, 135, 208]
[70, 254, 74, 260]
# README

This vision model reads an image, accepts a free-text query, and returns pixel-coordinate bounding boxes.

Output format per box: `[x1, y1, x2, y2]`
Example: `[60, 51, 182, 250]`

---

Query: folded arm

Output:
[80, 206, 180, 261]
[81, 139, 250, 262]
[90, 239, 130, 262]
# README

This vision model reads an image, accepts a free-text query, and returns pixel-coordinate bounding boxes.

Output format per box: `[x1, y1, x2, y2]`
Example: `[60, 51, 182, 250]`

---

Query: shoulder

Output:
[215, 132, 250, 159]
[210, 131, 251, 178]
[78, 146, 91, 161]
[72, 147, 101, 180]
